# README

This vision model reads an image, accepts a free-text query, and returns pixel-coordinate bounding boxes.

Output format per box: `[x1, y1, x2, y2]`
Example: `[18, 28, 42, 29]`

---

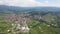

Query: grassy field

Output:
[0, 14, 60, 34]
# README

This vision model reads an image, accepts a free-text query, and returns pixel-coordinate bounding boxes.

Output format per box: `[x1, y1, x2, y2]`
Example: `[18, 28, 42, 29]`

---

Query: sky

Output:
[0, 0, 60, 7]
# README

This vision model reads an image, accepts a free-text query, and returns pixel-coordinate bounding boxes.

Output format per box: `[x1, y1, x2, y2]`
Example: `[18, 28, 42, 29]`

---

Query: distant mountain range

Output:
[0, 5, 60, 11]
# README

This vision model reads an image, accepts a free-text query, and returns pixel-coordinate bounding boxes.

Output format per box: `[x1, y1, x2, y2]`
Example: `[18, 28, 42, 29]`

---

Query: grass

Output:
[0, 15, 60, 34]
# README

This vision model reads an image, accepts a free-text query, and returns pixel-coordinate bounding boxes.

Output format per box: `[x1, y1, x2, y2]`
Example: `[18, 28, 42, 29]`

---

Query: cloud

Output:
[0, 0, 49, 7]
[44, 1, 48, 4]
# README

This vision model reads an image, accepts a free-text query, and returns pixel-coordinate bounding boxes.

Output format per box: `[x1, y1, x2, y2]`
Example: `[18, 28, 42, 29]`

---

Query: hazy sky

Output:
[0, 0, 60, 7]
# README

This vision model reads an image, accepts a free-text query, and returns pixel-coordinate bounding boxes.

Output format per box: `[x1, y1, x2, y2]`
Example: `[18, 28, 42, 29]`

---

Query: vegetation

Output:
[0, 6, 60, 34]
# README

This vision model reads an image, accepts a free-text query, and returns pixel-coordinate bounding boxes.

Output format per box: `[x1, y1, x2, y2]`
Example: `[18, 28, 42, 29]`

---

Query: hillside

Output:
[0, 5, 60, 34]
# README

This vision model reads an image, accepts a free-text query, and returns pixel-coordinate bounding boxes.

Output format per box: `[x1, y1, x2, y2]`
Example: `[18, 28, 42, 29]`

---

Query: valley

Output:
[0, 5, 60, 34]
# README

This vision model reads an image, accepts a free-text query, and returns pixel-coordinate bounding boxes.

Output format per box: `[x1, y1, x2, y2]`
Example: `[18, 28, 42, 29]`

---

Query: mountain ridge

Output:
[0, 5, 60, 11]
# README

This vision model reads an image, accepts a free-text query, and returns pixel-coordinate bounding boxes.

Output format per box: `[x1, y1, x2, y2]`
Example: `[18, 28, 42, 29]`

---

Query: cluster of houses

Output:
[5, 14, 31, 22]
[5, 14, 30, 33]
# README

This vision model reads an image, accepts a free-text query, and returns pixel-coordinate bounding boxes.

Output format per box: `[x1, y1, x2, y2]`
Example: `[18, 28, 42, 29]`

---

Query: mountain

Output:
[0, 5, 60, 14]
[0, 5, 27, 11]
[0, 5, 60, 11]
